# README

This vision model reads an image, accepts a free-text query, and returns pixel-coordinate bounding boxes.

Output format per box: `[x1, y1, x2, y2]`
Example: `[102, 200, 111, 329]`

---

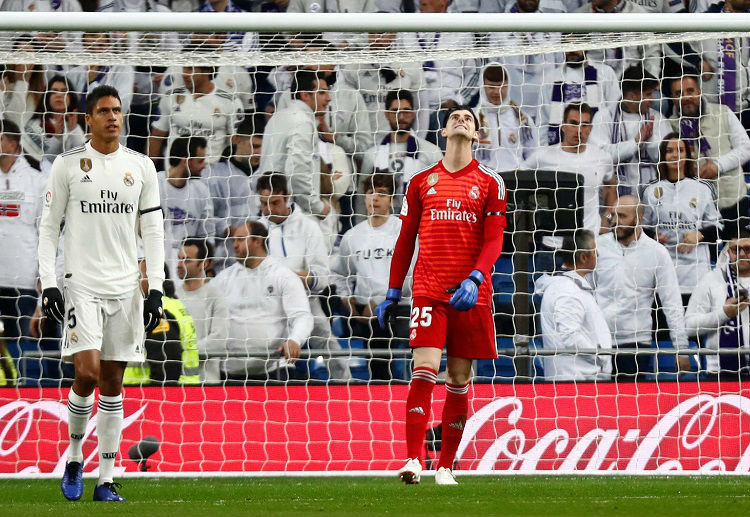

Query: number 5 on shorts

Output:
[410, 306, 432, 328]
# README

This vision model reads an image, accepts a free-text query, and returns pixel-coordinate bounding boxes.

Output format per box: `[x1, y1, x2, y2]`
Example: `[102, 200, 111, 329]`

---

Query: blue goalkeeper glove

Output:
[447, 270, 484, 312]
[375, 288, 402, 330]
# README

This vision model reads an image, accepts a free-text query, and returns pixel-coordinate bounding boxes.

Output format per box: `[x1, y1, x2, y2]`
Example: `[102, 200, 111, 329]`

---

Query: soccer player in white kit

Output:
[37, 86, 165, 502]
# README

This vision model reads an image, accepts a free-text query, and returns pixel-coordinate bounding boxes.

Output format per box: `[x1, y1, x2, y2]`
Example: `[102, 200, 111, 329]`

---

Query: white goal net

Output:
[0, 12, 749, 477]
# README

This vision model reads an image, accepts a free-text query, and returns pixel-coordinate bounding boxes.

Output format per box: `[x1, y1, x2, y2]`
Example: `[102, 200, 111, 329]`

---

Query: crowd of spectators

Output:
[1, 0, 750, 385]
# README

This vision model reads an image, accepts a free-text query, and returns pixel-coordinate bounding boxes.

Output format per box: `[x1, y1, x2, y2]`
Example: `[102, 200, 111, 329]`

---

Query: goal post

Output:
[0, 12, 749, 477]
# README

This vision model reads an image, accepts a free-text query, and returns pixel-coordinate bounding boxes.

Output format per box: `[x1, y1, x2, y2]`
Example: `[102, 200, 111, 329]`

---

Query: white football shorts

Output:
[61, 282, 145, 363]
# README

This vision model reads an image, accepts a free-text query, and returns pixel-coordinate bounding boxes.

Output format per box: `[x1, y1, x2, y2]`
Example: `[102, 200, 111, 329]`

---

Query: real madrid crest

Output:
[689, 197, 698, 209]
[124, 172, 135, 187]
[176, 94, 185, 105]
[80, 158, 92, 173]
[427, 173, 439, 186]
[469, 185, 480, 200]
[654, 187, 663, 199]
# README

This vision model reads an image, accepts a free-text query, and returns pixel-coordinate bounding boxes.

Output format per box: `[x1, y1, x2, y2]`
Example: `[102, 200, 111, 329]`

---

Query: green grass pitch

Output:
[4, 476, 749, 517]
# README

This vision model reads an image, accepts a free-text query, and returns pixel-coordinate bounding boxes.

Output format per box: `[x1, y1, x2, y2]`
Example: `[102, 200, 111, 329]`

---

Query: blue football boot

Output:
[60, 461, 84, 501]
[93, 482, 126, 502]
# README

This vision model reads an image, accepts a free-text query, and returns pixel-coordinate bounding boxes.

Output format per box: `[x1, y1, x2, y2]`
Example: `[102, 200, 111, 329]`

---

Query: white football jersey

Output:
[151, 85, 243, 164]
[642, 177, 721, 293]
[38, 142, 164, 297]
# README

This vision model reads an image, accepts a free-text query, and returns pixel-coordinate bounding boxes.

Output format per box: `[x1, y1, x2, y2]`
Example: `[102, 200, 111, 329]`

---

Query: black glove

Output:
[379, 67, 397, 83]
[143, 290, 163, 333]
[41, 287, 65, 323]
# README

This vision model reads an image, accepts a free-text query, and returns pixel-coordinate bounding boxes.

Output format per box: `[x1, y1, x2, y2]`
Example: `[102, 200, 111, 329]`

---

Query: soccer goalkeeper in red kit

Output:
[376, 105, 507, 486]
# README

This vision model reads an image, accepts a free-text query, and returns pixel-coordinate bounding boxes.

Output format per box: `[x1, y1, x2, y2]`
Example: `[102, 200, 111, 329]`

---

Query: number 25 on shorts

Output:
[410, 306, 432, 328]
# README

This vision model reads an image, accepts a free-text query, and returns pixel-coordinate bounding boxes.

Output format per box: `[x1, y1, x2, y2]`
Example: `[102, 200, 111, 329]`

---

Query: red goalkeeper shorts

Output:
[408, 296, 498, 360]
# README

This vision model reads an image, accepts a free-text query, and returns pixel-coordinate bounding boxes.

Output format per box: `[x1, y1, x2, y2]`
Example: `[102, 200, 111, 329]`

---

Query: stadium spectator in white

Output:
[149, 53, 243, 166]
[539, 48, 621, 145]
[333, 173, 410, 379]
[642, 133, 721, 302]
[203, 115, 264, 271]
[175, 238, 229, 383]
[536, 229, 613, 382]
[212, 221, 313, 382]
[340, 32, 423, 143]
[257, 171, 349, 379]
[260, 69, 331, 218]
[395, 0, 481, 142]
[485, 0, 562, 124]
[67, 32, 135, 115]
[159, 136, 215, 281]
[359, 89, 442, 216]
[522, 102, 616, 261]
[475, 63, 539, 172]
[0, 119, 45, 342]
[698, 0, 750, 128]
[685, 229, 750, 380]
[479, 0, 572, 13]
[669, 74, 750, 240]
[22, 76, 86, 166]
[0, 35, 47, 128]
[574, 0, 662, 78]
[589, 66, 672, 194]
[275, 58, 373, 160]
[595, 196, 689, 381]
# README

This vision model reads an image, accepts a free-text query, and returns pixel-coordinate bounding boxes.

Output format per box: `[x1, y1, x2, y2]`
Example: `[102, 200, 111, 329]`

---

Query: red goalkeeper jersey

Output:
[398, 159, 507, 305]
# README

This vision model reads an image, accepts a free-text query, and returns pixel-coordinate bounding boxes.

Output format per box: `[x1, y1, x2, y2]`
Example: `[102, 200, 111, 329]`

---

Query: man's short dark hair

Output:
[169, 136, 207, 167]
[384, 89, 414, 110]
[363, 173, 395, 196]
[256, 171, 289, 196]
[236, 112, 266, 138]
[181, 237, 214, 261]
[562, 102, 594, 123]
[443, 104, 480, 132]
[621, 65, 659, 96]
[483, 64, 508, 84]
[292, 69, 322, 101]
[85, 85, 121, 115]
[560, 229, 596, 268]
[236, 220, 269, 250]
[0, 118, 21, 145]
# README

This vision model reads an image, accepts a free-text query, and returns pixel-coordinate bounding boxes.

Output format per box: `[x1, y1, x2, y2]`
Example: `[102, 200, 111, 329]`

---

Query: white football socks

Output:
[67, 390, 94, 464]
[96, 394, 123, 485]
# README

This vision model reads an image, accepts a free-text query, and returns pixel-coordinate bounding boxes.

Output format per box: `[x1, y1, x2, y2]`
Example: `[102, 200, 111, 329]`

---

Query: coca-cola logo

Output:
[456, 394, 750, 473]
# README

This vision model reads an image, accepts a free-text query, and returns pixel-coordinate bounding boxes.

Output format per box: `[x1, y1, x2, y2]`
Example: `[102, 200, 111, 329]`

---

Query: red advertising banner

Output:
[1, 382, 748, 475]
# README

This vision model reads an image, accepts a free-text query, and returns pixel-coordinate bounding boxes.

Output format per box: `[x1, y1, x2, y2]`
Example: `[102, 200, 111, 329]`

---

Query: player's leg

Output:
[435, 304, 497, 485]
[60, 286, 103, 501]
[399, 298, 448, 484]
[61, 349, 100, 500]
[435, 356, 472, 485]
[92, 359, 127, 501]
[400, 345, 442, 484]
[92, 290, 143, 502]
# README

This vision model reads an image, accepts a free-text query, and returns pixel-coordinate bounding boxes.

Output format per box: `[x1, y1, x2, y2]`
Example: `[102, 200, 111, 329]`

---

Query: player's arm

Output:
[449, 173, 507, 311]
[139, 159, 166, 332]
[376, 180, 421, 329]
[37, 157, 69, 322]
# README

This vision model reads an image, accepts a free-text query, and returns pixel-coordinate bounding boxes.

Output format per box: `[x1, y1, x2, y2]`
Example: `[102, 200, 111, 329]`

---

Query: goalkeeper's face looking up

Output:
[85, 95, 123, 143]
[441, 107, 479, 144]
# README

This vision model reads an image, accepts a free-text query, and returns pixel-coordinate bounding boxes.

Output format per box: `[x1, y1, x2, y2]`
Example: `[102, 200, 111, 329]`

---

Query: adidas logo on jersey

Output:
[80, 175, 92, 183]
[408, 406, 425, 415]
[427, 187, 437, 195]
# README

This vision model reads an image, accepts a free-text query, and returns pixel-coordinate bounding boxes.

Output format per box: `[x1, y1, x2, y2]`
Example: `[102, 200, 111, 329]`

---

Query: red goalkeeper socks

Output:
[437, 382, 470, 470]
[405, 366, 438, 460]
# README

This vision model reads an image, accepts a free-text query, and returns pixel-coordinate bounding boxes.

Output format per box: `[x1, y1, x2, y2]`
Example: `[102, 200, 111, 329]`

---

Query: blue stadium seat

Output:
[476, 337, 516, 381]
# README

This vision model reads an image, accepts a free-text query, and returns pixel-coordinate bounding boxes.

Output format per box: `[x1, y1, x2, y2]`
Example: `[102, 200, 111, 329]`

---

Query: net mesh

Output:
[0, 23, 749, 476]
